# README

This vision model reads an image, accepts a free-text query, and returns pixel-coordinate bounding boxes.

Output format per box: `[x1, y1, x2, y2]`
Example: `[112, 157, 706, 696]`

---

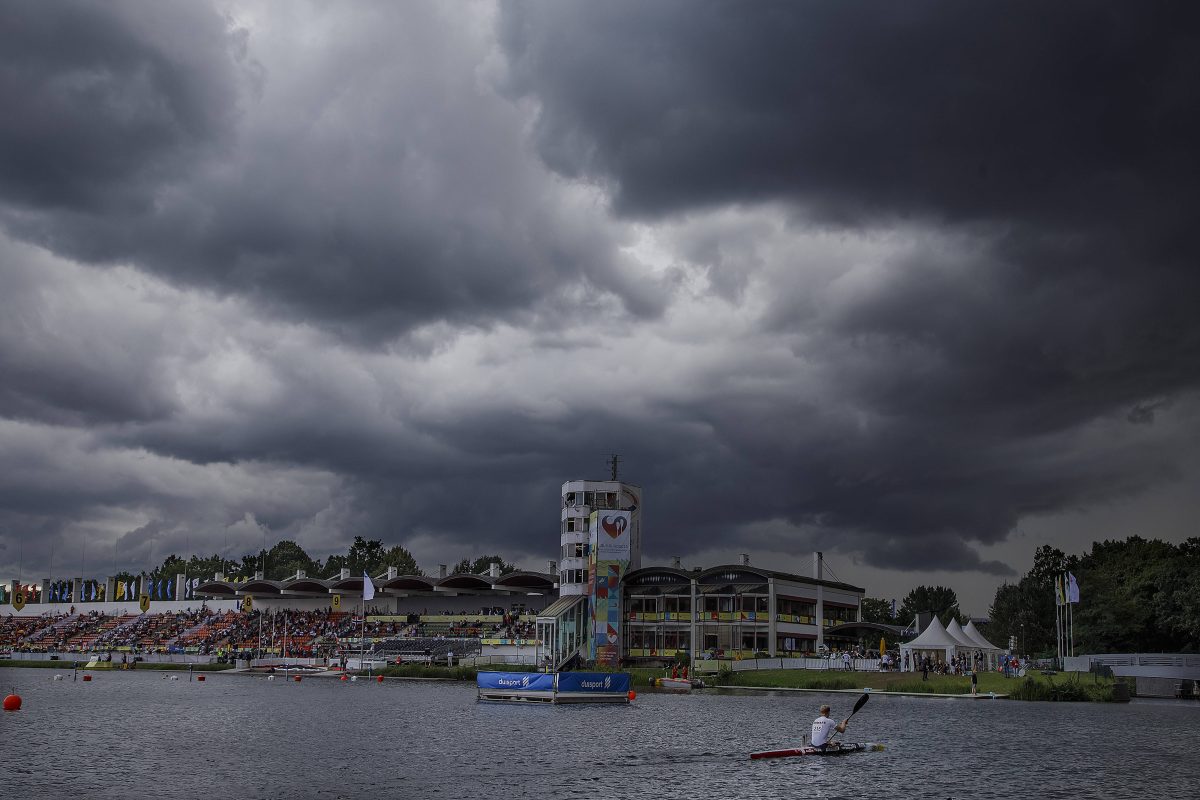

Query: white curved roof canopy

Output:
[900, 615, 963, 648]
[962, 620, 1002, 650]
[946, 618, 982, 649]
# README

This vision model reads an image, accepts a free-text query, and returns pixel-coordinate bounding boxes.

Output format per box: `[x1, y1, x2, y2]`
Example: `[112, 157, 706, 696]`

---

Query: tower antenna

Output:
[608, 453, 622, 481]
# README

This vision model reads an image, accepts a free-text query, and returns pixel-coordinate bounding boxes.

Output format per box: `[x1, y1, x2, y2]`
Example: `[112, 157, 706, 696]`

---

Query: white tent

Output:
[947, 619, 991, 670]
[946, 619, 979, 648]
[899, 616, 963, 671]
[961, 620, 1004, 670]
[962, 620, 1002, 650]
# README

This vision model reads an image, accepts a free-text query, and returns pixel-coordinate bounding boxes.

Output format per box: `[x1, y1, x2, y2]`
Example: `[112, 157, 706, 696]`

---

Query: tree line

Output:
[128, 537, 521, 584]
[987, 537, 1199, 655]
[858, 537, 1200, 655]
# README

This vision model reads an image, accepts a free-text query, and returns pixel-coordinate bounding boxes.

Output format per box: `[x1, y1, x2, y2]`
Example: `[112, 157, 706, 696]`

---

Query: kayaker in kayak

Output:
[810, 704, 848, 750]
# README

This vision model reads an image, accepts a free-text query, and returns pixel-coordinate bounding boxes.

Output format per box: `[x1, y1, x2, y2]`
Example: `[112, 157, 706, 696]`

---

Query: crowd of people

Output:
[0, 612, 71, 651]
[2, 606, 539, 659]
[909, 650, 1004, 679]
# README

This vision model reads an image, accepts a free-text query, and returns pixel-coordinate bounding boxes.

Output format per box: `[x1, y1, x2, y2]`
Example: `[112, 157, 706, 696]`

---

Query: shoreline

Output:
[711, 684, 1010, 699]
[1, 660, 1121, 701]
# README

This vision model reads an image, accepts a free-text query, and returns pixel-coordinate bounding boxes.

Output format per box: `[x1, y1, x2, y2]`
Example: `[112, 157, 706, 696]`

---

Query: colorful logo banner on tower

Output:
[595, 511, 632, 561]
[587, 509, 633, 665]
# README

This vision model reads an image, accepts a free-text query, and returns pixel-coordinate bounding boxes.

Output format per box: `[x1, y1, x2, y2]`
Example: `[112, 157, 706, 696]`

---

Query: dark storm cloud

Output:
[2, 0, 1199, 598]
[499, 1, 1200, 224]
[0, 0, 240, 213]
[0, 240, 180, 426]
[0, 2, 656, 343]
[495, 1, 1200, 567]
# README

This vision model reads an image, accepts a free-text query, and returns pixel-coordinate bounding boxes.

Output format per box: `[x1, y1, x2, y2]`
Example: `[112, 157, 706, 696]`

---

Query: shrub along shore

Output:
[685, 667, 1121, 701]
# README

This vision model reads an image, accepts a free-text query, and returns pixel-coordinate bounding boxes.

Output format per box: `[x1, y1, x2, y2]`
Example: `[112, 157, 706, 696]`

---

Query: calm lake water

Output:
[2, 668, 1198, 799]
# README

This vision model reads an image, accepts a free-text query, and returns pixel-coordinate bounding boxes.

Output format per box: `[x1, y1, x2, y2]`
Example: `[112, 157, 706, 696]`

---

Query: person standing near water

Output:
[971, 670, 978, 696]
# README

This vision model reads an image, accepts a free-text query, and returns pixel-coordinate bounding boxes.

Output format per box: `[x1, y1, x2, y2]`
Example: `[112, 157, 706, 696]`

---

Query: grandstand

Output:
[368, 636, 482, 662]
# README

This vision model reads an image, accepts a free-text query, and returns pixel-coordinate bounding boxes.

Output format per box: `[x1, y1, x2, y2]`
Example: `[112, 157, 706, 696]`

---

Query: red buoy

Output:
[376, 675, 384, 683]
[293, 675, 302, 682]
[197, 675, 206, 682]
[2, 693, 20, 711]
[82, 675, 93, 682]
[340, 674, 348, 681]
[628, 690, 636, 701]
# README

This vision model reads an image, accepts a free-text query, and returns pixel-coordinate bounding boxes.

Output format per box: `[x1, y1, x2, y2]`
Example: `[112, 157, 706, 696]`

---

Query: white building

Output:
[558, 479, 642, 595]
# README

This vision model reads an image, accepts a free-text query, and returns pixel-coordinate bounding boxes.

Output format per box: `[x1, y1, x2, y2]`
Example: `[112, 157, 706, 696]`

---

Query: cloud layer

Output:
[2, 1, 1198, 612]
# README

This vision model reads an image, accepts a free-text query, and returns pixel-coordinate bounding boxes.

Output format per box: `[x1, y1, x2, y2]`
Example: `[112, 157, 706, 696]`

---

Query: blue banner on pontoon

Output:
[556, 672, 630, 694]
[477, 672, 556, 692]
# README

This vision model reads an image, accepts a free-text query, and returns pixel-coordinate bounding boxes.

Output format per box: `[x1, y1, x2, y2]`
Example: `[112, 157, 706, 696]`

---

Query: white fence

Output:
[695, 656, 882, 672]
[460, 653, 538, 667]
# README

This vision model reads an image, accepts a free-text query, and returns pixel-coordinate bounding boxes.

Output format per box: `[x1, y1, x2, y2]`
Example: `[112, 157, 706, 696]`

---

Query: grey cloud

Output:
[2, 1, 1198, 595]
[0, 2, 657, 344]
[0, 0, 240, 213]
[500, 1, 1200, 226]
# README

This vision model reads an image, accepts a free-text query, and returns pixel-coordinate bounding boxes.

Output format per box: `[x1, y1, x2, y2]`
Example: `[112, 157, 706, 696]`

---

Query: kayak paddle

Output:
[843, 692, 870, 726]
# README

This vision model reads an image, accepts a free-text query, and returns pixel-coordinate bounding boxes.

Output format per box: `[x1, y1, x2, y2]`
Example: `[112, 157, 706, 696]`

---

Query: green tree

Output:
[1158, 538, 1200, 648]
[898, 585, 962, 626]
[859, 597, 895, 624]
[379, 545, 421, 576]
[184, 554, 242, 581]
[1073, 537, 1179, 652]
[987, 577, 1054, 656]
[452, 555, 519, 575]
[324, 537, 421, 577]
[263, 540, 319, 581]
[152, 554, 187, 582]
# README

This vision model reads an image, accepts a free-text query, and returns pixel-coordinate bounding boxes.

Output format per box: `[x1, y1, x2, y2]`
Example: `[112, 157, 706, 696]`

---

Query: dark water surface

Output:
[2, 668, 1198, 799]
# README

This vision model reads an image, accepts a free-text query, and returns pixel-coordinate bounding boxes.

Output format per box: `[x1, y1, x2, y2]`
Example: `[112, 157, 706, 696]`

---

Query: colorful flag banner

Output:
[1067, 572, 1080, 604]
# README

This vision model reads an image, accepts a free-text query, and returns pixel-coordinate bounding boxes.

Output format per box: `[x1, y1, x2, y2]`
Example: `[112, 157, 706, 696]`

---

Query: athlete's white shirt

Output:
[811, 715, 837, 747]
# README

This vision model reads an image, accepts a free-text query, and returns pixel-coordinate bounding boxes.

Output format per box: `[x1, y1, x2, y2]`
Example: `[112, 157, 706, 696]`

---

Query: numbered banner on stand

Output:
[332, 594, 341, 609]
[138, 593, 150, 613]
[242, 594, 253, 613]
[12, 588, 26, 611]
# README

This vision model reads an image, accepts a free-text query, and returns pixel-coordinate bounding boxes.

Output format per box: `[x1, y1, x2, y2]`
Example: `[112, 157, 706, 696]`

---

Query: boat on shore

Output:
[750, 742, 885, 760]
[651, 677, 693, 690]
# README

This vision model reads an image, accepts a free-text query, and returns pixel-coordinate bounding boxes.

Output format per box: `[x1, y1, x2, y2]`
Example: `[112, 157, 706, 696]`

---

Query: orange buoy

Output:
[376, 675, 384, 683]
[628, 690, 636, 701]
[3, 693, 20, 711]
[82, 675, 93, 682]
[340, 674, 348, 681]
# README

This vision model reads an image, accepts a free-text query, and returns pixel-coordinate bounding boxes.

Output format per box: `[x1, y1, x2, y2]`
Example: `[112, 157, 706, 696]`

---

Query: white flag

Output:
[362, 571, 375, 602]
[1067, 572, 1080, 604]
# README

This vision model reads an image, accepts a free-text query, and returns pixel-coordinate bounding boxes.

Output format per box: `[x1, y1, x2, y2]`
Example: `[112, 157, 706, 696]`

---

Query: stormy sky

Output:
[2, 1, 1198, 614]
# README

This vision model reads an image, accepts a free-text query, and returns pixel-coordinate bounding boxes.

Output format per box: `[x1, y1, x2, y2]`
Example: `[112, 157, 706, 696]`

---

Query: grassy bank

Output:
[0, 659, 235, 672]
[661, 667, 1118, 701]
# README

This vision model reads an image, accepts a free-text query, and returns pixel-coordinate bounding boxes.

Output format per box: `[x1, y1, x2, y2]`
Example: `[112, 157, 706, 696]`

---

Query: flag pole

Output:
[1070, 572, 1078, 659]
[1054, 575, 1062, 669]
[360, 592, 366, 675]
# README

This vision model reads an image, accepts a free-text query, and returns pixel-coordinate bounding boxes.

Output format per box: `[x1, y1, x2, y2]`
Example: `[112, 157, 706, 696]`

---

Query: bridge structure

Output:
[1065, 653, 1200, 698]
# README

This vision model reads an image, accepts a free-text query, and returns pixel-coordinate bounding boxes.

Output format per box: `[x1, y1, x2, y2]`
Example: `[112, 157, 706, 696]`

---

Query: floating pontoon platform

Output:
[477, 671, 631, 704]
